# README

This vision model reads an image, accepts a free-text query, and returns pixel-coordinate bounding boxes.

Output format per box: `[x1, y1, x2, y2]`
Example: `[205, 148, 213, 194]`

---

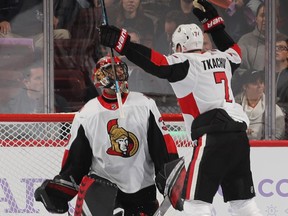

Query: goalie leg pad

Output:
[169, 162, 186, 211]
[34, 177, 78, 214]
[155, 157, 186, 211]
[74, 174, 118, 216]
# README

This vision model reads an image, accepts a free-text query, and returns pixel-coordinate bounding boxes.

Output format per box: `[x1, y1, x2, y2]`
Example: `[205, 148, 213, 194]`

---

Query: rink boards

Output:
[0, 147, 287, 215]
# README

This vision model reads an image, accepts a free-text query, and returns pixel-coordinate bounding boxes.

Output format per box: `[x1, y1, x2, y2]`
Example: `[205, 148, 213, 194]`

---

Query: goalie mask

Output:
[171, 24, 203, 53]
[93, 56, 129, 90]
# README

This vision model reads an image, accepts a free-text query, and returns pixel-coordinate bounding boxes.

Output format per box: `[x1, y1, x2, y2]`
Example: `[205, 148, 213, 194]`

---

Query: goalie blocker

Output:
[35, 175, 120, 216]
[34, 176, 78, 213]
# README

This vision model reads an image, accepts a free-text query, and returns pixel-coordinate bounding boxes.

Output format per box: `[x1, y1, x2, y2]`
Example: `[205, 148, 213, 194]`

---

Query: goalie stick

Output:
[99, 0, 124, 118]
[153, 157, 185, 216]
[153, 196, 171, 216]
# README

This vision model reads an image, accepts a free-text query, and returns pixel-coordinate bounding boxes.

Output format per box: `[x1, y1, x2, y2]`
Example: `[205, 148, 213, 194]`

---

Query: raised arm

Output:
[100, 25, 190, 82]
[193, 0, 241, 72]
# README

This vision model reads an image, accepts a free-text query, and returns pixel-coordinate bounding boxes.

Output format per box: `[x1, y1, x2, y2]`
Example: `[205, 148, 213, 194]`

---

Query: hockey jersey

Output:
[125, 42, 249, 135]
[59, 91, 178, 193]
[164, 47, 249, 135]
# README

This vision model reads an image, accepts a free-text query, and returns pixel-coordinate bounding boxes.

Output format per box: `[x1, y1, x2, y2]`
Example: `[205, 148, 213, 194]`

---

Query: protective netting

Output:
[0, 113, 191, 215]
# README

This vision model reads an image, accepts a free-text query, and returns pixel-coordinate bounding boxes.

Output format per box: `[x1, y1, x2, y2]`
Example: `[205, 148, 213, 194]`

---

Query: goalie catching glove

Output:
[100, 25, 131, 55]
[34, 175, 78, 213]
[193, 0, 225, 33]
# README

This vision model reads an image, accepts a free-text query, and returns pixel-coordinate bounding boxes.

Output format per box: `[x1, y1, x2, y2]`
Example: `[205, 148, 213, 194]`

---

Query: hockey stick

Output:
[154, 196, 171, 216]
[153, 157, 185, 216]
[99, 0, 124, 118]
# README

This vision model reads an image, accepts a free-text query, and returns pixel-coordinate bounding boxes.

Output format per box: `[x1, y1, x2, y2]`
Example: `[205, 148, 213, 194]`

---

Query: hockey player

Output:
[99, 0, 263, 215]
[34, 56, 180, 216]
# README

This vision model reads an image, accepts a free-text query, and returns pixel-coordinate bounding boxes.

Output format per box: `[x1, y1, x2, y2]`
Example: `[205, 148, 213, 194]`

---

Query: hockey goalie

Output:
[34, 56, 184, 216]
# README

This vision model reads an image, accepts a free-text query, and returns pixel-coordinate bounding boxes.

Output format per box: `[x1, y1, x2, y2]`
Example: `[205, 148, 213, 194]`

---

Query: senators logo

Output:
[106, 119, 139, 157]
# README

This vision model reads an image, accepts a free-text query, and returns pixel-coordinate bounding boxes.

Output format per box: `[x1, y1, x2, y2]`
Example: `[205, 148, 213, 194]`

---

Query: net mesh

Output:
[0, 113, 191, 215]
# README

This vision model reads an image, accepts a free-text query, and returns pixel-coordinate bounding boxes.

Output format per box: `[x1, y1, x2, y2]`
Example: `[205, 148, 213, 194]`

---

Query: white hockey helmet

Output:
[171, 24, 203, 53]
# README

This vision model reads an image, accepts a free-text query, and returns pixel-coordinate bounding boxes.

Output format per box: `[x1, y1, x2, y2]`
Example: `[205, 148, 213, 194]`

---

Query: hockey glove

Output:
[155, 157, 186, 211]
[193, 0, 225, 33]
[34, 175, 78, 214]
[100, 25, 131, 55]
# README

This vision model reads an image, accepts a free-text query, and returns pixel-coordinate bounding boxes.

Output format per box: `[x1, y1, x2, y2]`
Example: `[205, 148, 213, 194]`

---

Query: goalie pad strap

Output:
[74, 176, 95, 216]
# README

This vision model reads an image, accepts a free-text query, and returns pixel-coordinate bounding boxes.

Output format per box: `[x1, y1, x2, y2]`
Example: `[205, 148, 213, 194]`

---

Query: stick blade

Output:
[153, 196, 171, 216]
[193, 0, 206, 12]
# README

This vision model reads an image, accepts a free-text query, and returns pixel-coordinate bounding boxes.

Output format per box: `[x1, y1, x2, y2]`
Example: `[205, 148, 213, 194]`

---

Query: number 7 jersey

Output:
[164, 46, 249, 133]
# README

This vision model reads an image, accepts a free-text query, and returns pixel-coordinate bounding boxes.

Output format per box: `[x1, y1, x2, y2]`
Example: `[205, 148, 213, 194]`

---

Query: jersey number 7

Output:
[213, 71, 233, 103]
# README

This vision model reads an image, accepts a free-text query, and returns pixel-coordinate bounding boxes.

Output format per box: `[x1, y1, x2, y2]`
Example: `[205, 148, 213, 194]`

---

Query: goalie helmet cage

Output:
[0, 113, 287, 216]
